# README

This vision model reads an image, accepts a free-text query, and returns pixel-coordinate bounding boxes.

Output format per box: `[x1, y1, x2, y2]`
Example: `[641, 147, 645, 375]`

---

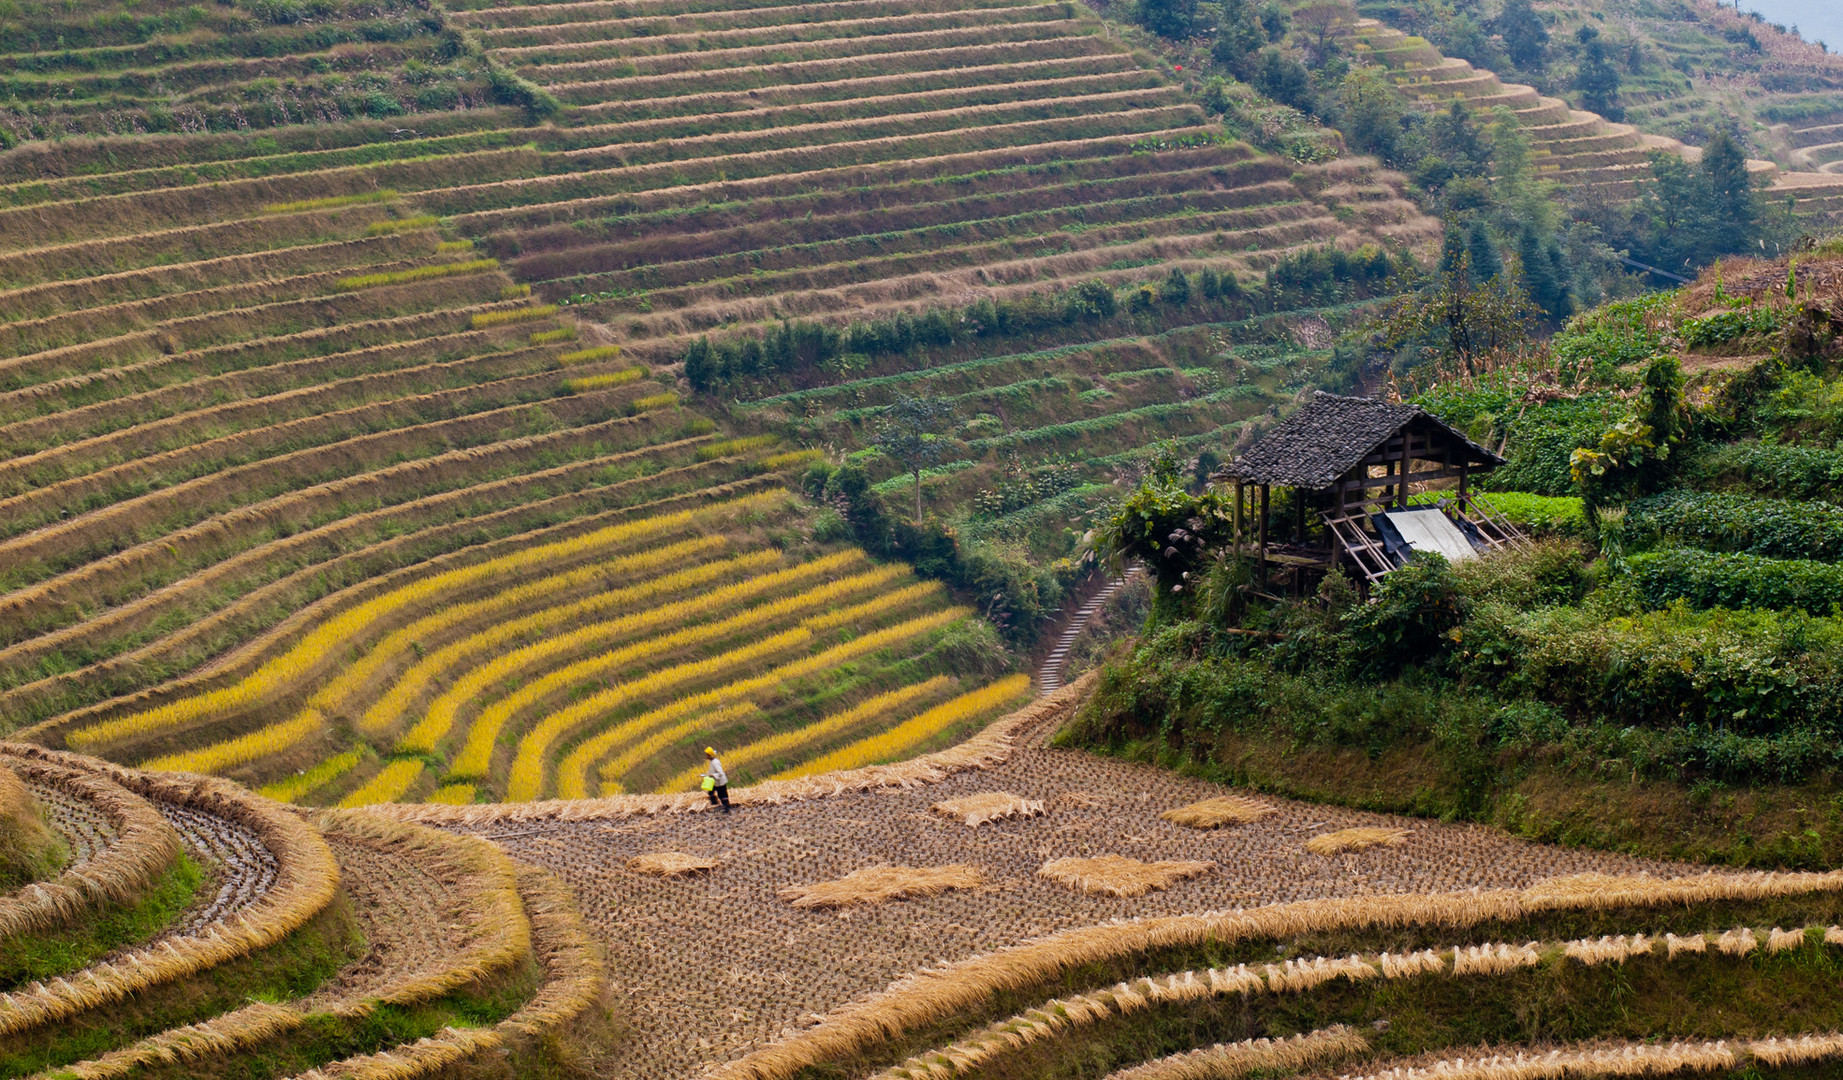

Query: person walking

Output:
[701, 747, 731, 813]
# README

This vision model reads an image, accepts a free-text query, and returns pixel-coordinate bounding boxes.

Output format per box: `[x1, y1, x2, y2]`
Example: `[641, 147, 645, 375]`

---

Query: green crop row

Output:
[1628, 489, 1843, 563]
[1629, 548, 1843, 615]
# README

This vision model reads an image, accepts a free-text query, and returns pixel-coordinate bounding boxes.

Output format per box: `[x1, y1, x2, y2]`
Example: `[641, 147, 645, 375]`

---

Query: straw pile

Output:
[1562, 935, 1653, 967]
[1451, 943, 1541, 976]
[1306, 827, 1410, 856]
[930, 792, 1044, 827]
[779, 865, 983, 910]
[1717, 928, 1758, 956]
[1037, 856, 1215, 898]
[1767, 926, 1807, 953]
[1160, 795, 1273, 830]
[1108, 1027, 1369, 1080]
[628, 852, 720, 877]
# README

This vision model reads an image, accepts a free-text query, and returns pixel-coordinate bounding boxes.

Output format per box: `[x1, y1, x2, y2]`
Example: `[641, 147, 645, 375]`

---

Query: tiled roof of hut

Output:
[1217, 392, 1503, 490]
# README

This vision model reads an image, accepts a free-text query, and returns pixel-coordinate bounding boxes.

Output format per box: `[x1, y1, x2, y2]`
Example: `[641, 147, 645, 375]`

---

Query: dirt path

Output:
[459, 742, 1681, 1078]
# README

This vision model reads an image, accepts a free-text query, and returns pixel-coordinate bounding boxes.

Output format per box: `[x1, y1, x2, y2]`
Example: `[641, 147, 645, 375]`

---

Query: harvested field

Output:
[424, 720, 1698, 1077]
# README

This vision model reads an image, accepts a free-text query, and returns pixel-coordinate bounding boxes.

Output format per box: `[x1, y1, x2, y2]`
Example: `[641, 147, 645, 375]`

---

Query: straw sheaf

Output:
[1037, 855, 1215, 898]
[1451, 943, 1540, 977]
[711, 870, 1843, 1080]
[779, 865, 984, 909]
[1159, 795, 1274, 830]
[280, 863, 605, 1080]
[1305, 827, 1410, 856]
[0, 746, 338, 1039]
[1337, 1039, 1739, 1079]
[1561, 935, 1653, 968]
[930, 792, 1044, 827]
[0, 751, 181, 942]
[367, 671, 1098, 827]
[1107, 1027, 1370, 1080]
[627, 852, 720, 877]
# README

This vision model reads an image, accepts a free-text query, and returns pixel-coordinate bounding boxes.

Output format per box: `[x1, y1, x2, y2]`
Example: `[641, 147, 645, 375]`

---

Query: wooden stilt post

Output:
[1258, 483, 1269, 588]
[1233, 477, 1244, 555]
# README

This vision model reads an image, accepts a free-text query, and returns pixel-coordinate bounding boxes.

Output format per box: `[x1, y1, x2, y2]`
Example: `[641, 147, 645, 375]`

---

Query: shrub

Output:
[1344, 554, 1470, 677]
[1628, 490, 1843, 562]
[1451, 539, 1589, 607]
[1628, 549, 1843, 615]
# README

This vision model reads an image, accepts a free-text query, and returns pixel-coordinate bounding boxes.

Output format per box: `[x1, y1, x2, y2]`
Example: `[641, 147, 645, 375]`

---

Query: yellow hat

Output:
[704, 747, 717, 757]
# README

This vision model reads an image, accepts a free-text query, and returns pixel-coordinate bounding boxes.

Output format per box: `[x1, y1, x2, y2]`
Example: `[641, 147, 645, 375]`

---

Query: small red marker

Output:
[1175, 64, 1183, 70]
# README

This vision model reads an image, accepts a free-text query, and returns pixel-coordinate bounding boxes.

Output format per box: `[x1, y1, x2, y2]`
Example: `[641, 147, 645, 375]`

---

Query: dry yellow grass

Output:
[1105, 1027, 1368, 1080]
[0, 762, 64, 888]
[1160, 795, 1273, 830]
[1037, 855, 1215, 898]
[778, 864, 983, 909]
[930, 791, 1043, 827]
[628, 853, 720, 878]
[1336, 1038, 1739, 1079]
[1305, 827, 1411, 856]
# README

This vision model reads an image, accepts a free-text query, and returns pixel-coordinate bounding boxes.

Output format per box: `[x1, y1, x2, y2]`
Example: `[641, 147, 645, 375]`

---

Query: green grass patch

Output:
[336, 258, 499, 291]
[261, 190, 399, 215]
[560, 368, 646, 394]
[0, 856, 202, 992]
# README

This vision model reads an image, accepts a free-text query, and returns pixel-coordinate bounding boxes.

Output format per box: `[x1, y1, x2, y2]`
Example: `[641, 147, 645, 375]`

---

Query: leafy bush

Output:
[1550, 292, 1671, 376]
[1679, 306, 1782, 347]
[1697, 441, 1843, 500]
[1458, 602, 1843, 747]
[1344, 555, 1470, 677]
[1628, 549, 1843, 615]
[1451, 539, 1590, 607]
[1628, 489, 1843, 562]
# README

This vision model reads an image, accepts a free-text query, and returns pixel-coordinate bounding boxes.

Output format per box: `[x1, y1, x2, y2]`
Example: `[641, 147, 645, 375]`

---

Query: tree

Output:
[1162, 265, 1192, 305]
[1258, 0, 1289, 41]
[1339, 66, 1405, 162]
[1699, 130, 1758, 258]
[1496, 0, 1549, 69]
[1137, 0, 1198, 39]
[1465, 219, 1502, 284]
[1517, 223, 1571, 320]
[1429, 101, 1490, 177]
[1573, 26, 1622, 119]
[1214, 0, 1266, 78]
[1292, 0, 1352, 55]
[1254, 48, 1315, 112]
[1380, 245, 1539, 373]
[874, 394, 956, 524]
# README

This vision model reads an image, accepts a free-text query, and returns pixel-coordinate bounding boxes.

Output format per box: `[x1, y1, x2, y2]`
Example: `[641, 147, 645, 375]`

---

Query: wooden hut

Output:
[1213, 392, 1527, 588]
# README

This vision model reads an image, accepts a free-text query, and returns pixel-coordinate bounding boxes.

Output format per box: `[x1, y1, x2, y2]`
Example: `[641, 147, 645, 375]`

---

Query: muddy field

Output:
[461, 742, 1680, 1077]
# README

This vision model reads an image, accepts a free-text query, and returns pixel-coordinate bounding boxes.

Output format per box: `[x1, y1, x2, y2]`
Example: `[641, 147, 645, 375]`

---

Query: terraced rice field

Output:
[0, 0, 1439, 805]
[1345, 18, 1843, 223]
